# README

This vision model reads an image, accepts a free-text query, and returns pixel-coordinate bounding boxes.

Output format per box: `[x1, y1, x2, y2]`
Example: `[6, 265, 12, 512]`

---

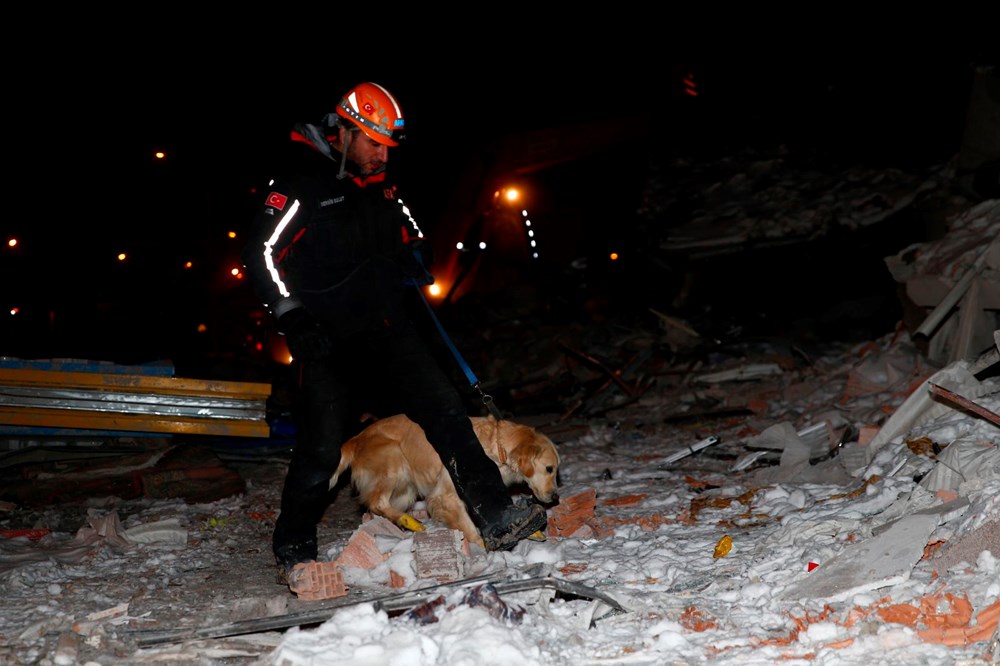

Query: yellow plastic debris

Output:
[397, 514, 426, 532]
[713, 534, 733, 558]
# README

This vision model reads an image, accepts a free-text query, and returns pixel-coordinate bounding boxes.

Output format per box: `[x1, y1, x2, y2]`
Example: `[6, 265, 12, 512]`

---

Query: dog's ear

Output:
[514, 443, 540, 478]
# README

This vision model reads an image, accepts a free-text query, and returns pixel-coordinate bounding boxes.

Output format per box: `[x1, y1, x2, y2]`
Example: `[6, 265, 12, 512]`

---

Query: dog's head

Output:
[498, 423, 561, 503]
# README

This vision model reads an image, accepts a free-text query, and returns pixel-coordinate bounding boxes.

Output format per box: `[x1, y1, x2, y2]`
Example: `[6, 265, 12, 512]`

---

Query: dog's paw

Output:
[397, 513, 426, 532]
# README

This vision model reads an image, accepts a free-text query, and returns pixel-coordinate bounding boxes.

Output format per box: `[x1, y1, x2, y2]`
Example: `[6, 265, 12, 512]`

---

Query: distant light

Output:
[610, 252, 619, 261]
[478, 241, 487, 250]
[270, 335, 292, 364]
[9, 307, 19, 316]
[428, 283, 441, 297]
[683, 71, 698, 97]
[231, 267, 243, 279]
[117, 252, 127, 261]
[7, 238, 16, 248]
[520, 207, 539, 257]
[456, 241, 465, 251]
[255, 342, 264, 351]
[184, 261, 193, 269]
[505, 189, 519, 202]
[197, 323, 207, 333]
[154, 151, 166, 159]
[227, 231, 237, 239]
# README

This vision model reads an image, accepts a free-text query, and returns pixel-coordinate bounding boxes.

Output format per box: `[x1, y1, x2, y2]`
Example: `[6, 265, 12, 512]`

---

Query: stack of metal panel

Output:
[0, 359, 272, 439]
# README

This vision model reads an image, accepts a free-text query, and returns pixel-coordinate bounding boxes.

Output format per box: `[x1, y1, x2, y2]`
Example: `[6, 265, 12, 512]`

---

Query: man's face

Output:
[344, 128, 389, 176]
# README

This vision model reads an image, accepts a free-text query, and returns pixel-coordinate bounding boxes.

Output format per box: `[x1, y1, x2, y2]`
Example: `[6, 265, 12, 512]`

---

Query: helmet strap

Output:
[337, 127, 352, 180]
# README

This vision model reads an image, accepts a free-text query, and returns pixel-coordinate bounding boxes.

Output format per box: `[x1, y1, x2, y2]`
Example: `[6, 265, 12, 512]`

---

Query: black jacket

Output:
[241, 125, 427, 338]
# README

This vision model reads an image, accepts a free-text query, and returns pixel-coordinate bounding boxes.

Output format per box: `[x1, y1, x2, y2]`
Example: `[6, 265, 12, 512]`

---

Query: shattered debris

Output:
[2, 153, 998, 664]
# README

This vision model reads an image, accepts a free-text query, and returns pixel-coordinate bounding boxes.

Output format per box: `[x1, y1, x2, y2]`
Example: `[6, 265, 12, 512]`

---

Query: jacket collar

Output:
[290, 123, 386, 187]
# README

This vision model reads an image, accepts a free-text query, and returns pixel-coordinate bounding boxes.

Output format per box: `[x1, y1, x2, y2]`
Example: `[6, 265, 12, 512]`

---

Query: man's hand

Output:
[278, 309, 332, 360]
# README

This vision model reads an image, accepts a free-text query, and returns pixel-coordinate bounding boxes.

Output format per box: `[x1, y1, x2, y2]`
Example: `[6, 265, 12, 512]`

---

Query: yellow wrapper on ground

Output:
[713, 534, 733, 558]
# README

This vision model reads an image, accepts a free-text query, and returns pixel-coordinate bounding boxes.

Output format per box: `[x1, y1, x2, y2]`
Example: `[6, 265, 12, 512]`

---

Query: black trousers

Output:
[272, 321, 511, 554]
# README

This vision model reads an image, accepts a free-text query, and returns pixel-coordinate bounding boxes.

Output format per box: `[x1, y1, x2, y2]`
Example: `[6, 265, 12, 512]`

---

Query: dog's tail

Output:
[328, 438, 356, 490]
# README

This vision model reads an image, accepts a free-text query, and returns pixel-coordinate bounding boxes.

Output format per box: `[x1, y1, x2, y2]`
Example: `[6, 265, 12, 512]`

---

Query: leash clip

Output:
[474, 382, 504, 421]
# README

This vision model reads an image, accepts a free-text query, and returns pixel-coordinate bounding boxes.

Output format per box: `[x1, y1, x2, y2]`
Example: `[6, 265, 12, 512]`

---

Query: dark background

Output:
[2, 24, 992, 380]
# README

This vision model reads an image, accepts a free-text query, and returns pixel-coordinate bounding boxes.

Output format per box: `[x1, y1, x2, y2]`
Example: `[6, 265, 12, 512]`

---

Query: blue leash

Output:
[412, 286, 505, 421]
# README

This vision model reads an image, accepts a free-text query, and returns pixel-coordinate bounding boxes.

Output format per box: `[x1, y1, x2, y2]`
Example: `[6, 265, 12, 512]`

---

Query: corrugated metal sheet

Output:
[0, 365, 271, 439]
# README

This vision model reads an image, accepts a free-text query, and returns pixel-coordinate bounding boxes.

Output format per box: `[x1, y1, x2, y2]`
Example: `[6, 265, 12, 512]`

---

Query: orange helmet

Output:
[335, 82, 405, 147]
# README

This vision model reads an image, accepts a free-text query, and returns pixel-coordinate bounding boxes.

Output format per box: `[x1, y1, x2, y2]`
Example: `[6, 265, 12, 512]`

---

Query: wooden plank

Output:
[0, 368, 271, 401]
[928, 383, 1000, 428]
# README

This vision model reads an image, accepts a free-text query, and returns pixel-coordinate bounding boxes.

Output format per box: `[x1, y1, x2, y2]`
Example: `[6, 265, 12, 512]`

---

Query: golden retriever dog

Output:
[328, 414, 560, 548]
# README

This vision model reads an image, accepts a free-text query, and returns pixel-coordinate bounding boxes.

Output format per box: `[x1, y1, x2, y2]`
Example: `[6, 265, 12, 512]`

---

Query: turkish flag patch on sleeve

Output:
[266, 192, 288, 210]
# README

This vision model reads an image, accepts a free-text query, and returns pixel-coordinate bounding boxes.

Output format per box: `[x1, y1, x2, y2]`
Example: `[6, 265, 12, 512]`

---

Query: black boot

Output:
[479, 500, 548, 552]
[444, 454, 548, 551]
[273, 537, 318, 584]
[272, 476, 332, 581]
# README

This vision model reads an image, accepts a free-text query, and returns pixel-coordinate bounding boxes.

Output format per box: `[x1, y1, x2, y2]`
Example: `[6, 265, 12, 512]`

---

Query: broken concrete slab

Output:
[413, 528, 468, 582]
[779, 512, 940, 603]
[927, 518, 1000, 572]
[872, 495, 971, 537]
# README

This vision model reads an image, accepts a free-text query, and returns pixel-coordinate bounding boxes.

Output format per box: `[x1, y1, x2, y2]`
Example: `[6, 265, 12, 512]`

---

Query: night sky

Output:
[3, 25, 989, 375]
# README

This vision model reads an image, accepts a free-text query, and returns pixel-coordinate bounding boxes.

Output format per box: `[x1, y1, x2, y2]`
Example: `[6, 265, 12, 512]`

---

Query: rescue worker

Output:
[241, 82, 548, 583]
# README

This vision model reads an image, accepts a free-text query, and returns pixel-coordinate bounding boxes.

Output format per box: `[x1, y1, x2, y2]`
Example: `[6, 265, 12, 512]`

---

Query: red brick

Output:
[333, 529, 389, 570]
[288, 562, 348, 601]
[601, 493, 647, 507]
[550, 491, 596, 537]
[388, 569, 408, 588]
